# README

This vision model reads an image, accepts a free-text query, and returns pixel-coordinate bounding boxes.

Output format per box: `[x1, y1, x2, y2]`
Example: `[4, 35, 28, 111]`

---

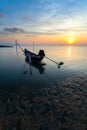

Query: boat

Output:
[16, 40, 45, 63]
[16, 40, 64, 67]
[24, 48, 45, 63]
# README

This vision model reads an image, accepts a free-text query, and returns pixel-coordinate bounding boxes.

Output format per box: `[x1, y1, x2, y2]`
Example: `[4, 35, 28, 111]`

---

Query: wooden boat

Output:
[16, 40, 45, 63]
[16, 40, 64, 67]
[24, 49, 45, 63]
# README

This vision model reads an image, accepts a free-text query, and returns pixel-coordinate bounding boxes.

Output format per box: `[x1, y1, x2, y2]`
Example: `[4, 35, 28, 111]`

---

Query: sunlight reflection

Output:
[67, 46, 72, 58]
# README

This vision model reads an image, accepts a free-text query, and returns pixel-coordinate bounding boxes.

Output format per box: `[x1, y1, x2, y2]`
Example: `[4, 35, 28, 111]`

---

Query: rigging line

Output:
[15, 40, 24, 52]
[44, 72, 58, 87]
[33, 42, 35, 52]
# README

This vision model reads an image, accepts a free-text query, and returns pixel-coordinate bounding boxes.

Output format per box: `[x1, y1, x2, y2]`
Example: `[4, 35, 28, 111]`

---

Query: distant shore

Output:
[0, 45, 13, 48]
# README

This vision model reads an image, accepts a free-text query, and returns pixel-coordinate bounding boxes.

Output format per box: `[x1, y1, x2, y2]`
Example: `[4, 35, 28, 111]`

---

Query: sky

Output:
[0, 0, 87, 45]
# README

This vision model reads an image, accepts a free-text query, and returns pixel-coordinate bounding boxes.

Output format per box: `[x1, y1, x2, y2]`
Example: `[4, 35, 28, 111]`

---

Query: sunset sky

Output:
[0, 0, 87, 45]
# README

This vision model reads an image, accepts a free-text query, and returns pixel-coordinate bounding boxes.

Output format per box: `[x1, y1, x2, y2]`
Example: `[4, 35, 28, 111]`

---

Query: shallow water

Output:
[0, 45, 87, 89]
[0, 74, 87, 130]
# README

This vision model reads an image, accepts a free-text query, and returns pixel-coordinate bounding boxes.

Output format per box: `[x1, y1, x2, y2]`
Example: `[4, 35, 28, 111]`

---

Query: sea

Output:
[0, 45, 87, 90]
[0, 44, 87, 129]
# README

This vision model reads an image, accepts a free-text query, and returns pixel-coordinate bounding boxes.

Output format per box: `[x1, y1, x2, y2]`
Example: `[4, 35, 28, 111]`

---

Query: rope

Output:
[16, 40, 24, 52]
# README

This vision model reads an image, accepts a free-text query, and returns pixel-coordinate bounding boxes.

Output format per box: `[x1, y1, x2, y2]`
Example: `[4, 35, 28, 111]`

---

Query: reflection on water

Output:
[24, 57, 46, 75]
[0, 45, 87, 89]
[67, 46, 72, 58]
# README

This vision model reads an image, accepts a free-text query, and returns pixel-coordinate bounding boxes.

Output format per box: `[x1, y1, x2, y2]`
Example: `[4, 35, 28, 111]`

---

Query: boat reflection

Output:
[24, 57, 46, 75]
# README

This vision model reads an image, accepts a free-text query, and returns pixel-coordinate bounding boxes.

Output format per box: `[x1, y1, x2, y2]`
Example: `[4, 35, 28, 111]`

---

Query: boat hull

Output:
[24, 50, 44, 63]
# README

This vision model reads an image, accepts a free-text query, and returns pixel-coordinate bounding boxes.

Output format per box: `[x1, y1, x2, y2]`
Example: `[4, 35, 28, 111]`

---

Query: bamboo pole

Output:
[45, 56, 64, 66]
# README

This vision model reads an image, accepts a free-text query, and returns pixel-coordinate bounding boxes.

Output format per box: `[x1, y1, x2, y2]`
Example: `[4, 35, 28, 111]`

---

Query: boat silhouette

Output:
[24, 49, 45, 63]
[16, 40, 64, 68]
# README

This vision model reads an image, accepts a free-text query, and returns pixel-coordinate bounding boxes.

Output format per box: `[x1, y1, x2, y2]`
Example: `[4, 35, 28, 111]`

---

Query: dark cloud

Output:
[25, 34, 37, 37]
[4, 27, 25, 33]
[0, 13, 4, 18]
[44, 20, 54, 25]
[24, 16, 30, 22]
[0, 31, 7, 35]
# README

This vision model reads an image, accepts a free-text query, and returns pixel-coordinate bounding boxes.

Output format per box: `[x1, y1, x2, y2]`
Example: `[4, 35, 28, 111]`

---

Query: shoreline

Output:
[0, 45, 13, 48]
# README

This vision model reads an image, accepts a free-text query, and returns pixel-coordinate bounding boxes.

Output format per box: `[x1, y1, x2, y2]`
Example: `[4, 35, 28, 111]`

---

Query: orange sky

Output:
[0, 33, 87, 45]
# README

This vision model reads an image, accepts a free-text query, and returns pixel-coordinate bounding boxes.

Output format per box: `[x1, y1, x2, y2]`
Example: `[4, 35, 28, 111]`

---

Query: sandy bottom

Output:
[0, 74, 87, 130]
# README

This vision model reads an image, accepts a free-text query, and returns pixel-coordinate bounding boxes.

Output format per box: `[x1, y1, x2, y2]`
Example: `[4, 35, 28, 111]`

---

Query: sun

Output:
[68, 37, 74, 45]
[66, 32, 75, 45]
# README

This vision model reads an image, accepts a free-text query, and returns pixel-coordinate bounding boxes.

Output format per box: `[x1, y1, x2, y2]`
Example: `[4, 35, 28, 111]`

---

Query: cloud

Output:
[25, 30, 63, 35]
[0, 13, 4, 18]
[24, 16, 30, 22]
[4, 27, 25, 33]
[25, 34, 37, 37]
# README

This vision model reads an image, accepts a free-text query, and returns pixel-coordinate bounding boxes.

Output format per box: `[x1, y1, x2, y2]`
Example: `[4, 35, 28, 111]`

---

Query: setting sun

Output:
[68, 37, 75, 45]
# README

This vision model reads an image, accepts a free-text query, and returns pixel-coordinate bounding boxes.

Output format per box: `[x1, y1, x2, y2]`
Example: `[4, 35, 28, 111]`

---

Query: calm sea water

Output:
[0, 45, 87, 90]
